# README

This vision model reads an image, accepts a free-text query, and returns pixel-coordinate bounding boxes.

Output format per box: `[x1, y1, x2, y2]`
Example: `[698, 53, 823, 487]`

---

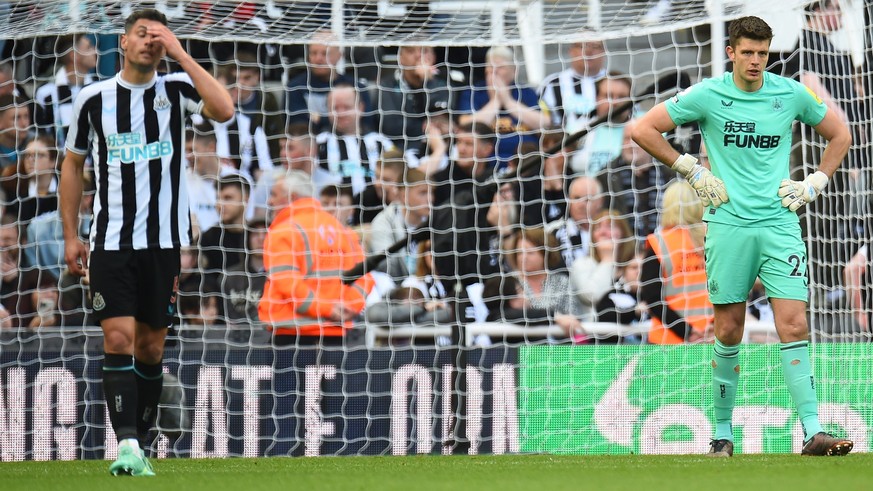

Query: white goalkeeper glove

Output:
[671, 154, 729, 208]
[777, 171, 829, 212]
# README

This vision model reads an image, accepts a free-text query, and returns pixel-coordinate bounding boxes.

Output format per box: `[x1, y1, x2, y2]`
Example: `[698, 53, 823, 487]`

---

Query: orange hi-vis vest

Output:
[646, 227, 714, 344]
[259, 198, 375, 337]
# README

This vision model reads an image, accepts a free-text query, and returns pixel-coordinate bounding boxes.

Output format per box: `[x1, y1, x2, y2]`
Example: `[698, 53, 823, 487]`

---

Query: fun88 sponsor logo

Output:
[107, 132, 173, 163]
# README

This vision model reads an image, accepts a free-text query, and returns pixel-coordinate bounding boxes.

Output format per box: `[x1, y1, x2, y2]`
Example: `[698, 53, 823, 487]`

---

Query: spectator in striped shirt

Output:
[316, 84, 395, 195]
[285, 29, 374, 133]
[233, 50, 283, 163]
[547, 176, 605, 269]
[537, 36, 607, 135]
[201, 64, 273, 182]
[1, 133, 60, 224]
[34, 34, 97, 145]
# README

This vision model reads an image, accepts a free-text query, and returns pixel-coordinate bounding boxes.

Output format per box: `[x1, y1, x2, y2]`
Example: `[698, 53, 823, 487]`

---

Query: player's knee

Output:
[775, 313, 808, 341]
[102, 330, 134, 354]
[134, 341, 164, 364]
[779, 322, 808, 342]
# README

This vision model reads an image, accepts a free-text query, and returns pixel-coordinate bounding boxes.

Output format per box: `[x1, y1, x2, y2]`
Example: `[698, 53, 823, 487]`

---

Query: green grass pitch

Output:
[2, 454, 871, 491]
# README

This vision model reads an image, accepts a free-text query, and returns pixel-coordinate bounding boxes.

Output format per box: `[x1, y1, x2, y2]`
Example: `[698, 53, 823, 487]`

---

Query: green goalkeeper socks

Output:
[780, 341, 823, 440]
[712, 338, 740, 441]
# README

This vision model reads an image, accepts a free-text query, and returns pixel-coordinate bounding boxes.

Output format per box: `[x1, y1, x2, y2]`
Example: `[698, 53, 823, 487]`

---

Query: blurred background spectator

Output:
[377, 43, 451, 152]
[2, 134, 59, 223]
[570, 210, 636, 323]
[286, 29, 374, 134]
[455, 46, 544, 167]
[222, 218, 268, 329]
[33, 34, 97, 145]
[316, 84, 395, 195]
[0, 95, 32, 170]
[598, 118, 675, 241]
[538, 35, 607, 135]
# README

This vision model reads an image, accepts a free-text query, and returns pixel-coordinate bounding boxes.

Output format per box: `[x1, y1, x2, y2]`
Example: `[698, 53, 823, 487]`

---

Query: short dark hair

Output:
[728, 16, 773, 48]
[235, 50, 260, 75]
[805, 0, 835, 13]
[56, 35, 89, 63]
[218, 175, 251, 198]
[376, 148, 407, 176]
[319, 184, 353, 200]
[0, 94, 23, 115]
[596, 72, 632, 95]
[285, 123, 311, 138]
[124, 9, 168, 33]
[457, 122, 497, 149]
[191, 122, 217, 145]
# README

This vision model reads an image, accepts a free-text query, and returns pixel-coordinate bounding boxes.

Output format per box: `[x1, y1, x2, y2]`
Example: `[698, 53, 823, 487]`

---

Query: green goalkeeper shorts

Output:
[704, 221, 809, 304]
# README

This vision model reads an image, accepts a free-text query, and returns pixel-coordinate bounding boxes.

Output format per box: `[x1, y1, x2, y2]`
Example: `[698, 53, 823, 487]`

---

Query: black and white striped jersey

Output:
[66, 71, 204, 251]
[537, 68, 604, 134]
[315, 131, 395, 195]
[34, 67, 96, 145]
[210, 111, 273, 179]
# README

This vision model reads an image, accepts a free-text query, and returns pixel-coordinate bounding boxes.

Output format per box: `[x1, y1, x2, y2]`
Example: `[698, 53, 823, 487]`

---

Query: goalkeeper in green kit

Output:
[632, 16, 853, 457]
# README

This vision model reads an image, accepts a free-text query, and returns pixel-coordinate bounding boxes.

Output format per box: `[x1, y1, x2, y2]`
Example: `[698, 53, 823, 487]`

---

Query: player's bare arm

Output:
[631, 103, 680, 165]
[147, 24, 234, 123]
[813, 107, 852, 178]
[632, 102, 728, 207]
[59, 150, 89, 276]
[778, 107, 851, 212]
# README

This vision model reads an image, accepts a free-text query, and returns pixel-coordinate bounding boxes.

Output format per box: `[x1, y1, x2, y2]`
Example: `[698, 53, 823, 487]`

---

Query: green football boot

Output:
[109, 444, 155, 476]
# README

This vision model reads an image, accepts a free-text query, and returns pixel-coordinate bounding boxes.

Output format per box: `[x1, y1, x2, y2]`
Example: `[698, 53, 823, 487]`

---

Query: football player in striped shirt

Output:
[59, 8, 233, 476]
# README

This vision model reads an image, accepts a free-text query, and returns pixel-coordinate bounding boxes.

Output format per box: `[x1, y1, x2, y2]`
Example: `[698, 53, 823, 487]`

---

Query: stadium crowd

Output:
[0, 2, 867, 346]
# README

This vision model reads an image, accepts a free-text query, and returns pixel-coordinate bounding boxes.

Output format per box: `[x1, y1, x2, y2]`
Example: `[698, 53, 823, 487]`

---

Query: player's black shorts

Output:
[88, 248, 181, 328]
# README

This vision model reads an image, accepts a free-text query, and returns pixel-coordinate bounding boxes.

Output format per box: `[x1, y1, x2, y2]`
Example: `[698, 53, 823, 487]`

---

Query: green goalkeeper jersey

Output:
[665, 71, 828, 226]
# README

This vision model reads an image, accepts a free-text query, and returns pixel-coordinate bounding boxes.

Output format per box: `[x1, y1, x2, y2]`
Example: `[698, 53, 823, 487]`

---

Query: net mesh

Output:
[0, 0, 871, 460]
[0, 1, 797, 44]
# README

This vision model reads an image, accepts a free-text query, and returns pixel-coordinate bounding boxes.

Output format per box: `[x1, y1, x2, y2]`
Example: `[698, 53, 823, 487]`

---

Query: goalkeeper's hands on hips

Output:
[671, 153, 729, 208]
[777, 171, 829, 212]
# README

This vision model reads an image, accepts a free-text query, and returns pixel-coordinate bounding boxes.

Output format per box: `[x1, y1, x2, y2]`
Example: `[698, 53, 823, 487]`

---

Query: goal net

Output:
[0, 0, 871, 460]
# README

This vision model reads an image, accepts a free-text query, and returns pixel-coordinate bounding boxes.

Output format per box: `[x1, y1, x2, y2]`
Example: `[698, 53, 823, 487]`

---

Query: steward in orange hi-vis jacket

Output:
[645, 226, 714, 344]
[259, 197, 374, 338]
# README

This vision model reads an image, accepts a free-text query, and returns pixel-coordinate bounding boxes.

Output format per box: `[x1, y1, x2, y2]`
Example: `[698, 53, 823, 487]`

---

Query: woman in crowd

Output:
[2, 134, 59, 223]
[570, 209, 636, 323]
[505, 227, 584, 332]
[481, 275, 583, 343]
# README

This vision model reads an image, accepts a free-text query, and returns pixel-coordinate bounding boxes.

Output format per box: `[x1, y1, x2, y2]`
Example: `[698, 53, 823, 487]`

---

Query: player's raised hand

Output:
[778, 171, 829, 212]
[671, 153, 729, 208]
[147, 23, 186, 62]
